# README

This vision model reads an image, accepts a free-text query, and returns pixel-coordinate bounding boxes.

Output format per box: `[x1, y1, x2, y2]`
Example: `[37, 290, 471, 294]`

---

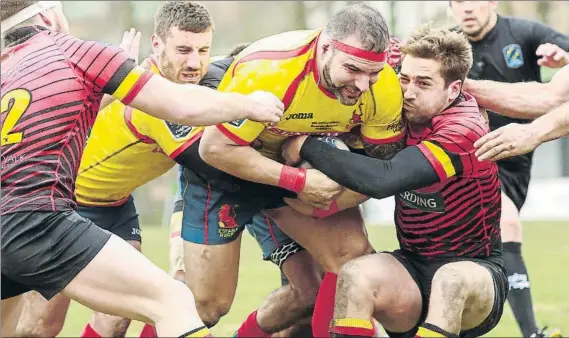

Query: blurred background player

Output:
[449, 1, 569, 336]
[0, 0, 285, 336]
[282, 24, 507, 338]
[12, 2, 233, 337]
[194, 4, 405, 337]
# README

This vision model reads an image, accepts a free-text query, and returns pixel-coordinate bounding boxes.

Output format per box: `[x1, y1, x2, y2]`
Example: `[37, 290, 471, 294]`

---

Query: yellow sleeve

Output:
[108, 65, 154, 105]
[132, 110, 203, 159]
[215, 60, 287, 146]
[360, 66, 405, 144]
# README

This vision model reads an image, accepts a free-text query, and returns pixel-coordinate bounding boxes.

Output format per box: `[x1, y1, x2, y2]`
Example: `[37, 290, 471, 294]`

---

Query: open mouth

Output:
[343, 87, 361, 98]
[180, 73, 200, 82]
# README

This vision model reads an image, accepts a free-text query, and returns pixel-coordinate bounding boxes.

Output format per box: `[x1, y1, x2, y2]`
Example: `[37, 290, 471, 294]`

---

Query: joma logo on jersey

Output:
[285, 113, 313, 120]
[399, 190, 445, 213]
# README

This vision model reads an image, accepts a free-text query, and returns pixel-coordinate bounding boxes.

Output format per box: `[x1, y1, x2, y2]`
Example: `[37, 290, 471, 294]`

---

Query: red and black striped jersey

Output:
[396, 93, 502, 259]
[1, 26, 152, 215]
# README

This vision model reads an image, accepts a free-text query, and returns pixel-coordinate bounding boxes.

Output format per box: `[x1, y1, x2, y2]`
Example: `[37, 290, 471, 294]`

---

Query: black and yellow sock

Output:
[329, 318, 374, 338]
[416, 323, 459, 338]
[179, 326, 213, 338]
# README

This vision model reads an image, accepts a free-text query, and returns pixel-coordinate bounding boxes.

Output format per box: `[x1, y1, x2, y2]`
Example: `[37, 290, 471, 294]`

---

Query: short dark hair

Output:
[401, 23, 473, 86]
[228, 43, 250, 57]
[325, 3, 390, 53]
[1, 0, 38, 21]
[154, 1, 213, 41]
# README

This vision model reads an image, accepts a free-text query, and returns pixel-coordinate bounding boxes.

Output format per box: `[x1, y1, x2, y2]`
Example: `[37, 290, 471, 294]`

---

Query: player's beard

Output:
[404, 95, 447, 126]
[159, 51, 203, 84]
[322, 58, 361, 106]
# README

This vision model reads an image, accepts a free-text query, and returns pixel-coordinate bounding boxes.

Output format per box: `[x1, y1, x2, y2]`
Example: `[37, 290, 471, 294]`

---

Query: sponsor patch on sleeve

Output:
[164, 121, 193, 139]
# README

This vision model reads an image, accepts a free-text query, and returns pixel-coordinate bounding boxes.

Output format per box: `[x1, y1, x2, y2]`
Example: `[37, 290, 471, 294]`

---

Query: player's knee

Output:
[152, 281, 199, 323]
[326, 238, 373, 272]
[15, 319, 65, 338]
[285, 282, 318, 316]
[91, 313, 130, 337]
[194, 296, 232, 328]
[431, 264, 469, 300]
[338, 259, 376, 299]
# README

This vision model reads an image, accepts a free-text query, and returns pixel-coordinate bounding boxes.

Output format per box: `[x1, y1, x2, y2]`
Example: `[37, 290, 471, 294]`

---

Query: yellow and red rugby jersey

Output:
[216, 29, 404, 160]
[75, 58, 203, 206]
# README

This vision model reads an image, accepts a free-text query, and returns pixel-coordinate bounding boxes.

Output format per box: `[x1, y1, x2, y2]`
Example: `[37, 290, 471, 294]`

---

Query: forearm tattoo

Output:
[363, 137, 405, 160]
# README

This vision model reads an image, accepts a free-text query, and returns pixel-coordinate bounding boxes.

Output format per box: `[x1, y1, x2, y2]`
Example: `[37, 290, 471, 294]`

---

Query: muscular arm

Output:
[532, 101, 569, 143]
[198, 126, 285, 186]
[128, 76, 263, 127]
[299, 137, 439, 200]
[362, 138, 406, 160]
[463, 65, 569, 119]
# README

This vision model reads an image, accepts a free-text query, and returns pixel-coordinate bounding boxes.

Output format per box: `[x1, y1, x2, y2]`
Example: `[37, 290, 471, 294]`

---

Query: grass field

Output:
[59, 221, 569, 337]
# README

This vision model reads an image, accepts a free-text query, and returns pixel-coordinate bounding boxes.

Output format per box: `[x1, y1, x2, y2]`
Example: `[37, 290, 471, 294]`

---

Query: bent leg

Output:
[88, 239, 142, 337]
[256, 250, 321, 332]
[77, 198, 147, 337]
[184, 236, 242, 328]
[265, 206, 373, 337]
[332, 253, 423, 335]
[14, 292, 70, 337]
[62, 232, 205, 337]
[422, 260, 506, 337]
[180, 171, 265, 328]
[237, 213, 321, 336]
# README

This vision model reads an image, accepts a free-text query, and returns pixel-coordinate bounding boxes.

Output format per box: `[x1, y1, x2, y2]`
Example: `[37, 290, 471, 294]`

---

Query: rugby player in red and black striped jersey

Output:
[0, 1, 284, 336]
[282, 25, 508, 338]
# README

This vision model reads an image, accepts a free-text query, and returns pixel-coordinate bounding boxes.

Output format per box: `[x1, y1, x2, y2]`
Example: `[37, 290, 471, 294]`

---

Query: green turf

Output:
[59, 221, 569, 337]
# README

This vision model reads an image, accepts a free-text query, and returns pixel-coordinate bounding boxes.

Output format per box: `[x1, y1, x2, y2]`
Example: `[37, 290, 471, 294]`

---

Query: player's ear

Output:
[151, 34, 161, 55]
[447, 79, 462, 102]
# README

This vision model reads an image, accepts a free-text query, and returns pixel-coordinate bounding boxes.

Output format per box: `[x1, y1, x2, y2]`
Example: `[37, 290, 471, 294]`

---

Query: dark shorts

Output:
[180, 168, 303, 267]
[77, 196, 141, 242]
[384, 250, 508, 338]
[1, 210, 111, 300]
[498, 166, 530, 211]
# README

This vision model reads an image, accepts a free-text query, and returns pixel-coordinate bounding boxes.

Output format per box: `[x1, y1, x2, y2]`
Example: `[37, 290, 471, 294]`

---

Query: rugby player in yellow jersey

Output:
[174, 4, 405, 337]
[12, 2, 245, 338]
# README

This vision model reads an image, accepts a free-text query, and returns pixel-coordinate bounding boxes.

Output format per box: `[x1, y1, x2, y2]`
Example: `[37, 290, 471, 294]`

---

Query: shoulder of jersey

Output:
[221, 29, 321, 93]
[233, 29, 321, 62]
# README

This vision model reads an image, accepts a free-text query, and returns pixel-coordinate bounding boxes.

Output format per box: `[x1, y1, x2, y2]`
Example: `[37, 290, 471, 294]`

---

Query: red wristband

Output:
[278, 166, 307, 193]
[312, 200, 339, 219]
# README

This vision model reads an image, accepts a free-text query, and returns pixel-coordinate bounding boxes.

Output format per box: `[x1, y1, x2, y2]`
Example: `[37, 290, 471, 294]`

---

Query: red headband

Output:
[330, 39, 388, 62]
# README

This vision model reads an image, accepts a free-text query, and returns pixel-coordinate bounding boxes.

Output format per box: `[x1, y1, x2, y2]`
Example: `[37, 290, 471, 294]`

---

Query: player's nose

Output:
[185, 53, 201, 69]
[354, 76, 370, 93]
[403, 86, 417, 100]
